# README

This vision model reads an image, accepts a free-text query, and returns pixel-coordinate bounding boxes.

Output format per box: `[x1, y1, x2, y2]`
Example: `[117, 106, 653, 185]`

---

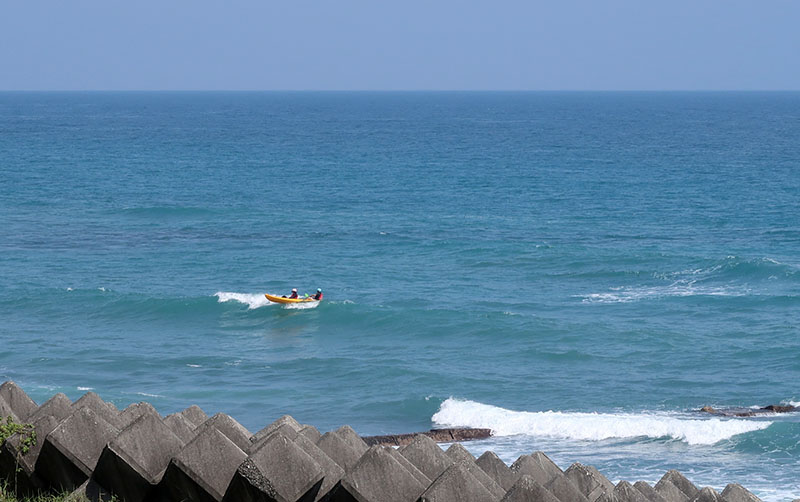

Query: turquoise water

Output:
[1, 92, 799, 499]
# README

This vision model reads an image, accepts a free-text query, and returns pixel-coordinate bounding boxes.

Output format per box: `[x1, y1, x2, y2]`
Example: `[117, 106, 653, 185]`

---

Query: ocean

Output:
[1, 91, 798, 500]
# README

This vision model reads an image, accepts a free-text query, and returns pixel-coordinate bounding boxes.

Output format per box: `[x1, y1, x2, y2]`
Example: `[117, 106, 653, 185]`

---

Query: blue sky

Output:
[2, 0, 798, 90]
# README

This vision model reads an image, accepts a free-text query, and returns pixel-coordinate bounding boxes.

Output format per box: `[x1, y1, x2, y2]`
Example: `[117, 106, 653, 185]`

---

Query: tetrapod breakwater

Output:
[1, 381, 770, 502]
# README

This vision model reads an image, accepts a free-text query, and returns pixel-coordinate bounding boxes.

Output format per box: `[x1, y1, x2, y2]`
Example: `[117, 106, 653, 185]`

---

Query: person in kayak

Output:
[312, 288, 323, 301]
[283, 288, 298, 299]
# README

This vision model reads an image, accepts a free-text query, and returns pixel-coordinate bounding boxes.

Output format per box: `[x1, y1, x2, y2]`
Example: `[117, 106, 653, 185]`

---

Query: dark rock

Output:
[28, 393, 73, 423]
[501, 475, 561, 502]
[761, 404, 796, 413]
[720, 483, 762, 502]
[565, 463, 614, 502]
[400, 435, 454, 481]
[330, 445, 427, 502]
[418, 461, 499, 502]
[35, 407, 119, 492]
[317, 425, 369, 472]
[92, 408, 184, 502]
[160, 426, 247, 502]
[361, 428, 492, 447]
[0, 381, 38, 421]
[476, 451, 519, 492]
[223, 432, 323, 502]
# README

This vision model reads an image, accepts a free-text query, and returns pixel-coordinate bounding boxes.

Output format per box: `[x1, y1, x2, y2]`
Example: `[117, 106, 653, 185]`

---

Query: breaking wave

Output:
[214, 292, 274, 309]
[432, 398, 771, 446]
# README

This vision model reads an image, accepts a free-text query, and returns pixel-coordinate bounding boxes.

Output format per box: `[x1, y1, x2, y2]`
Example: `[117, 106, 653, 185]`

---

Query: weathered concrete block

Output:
[72, 392, 123, 429]
[293, 433, 346, 501]
[476, 451, 519, 491]
[0, 381, 38, 421]
[160, 426, 247, 502]
[250, 414, 302, 445]
[501, 474, 561, 502]
[28, 393, 73, 423]
[564, 463, 614, 502]
[400, 434, 453, 481]
[658, 470, 700, 501]
[249, 422, 300, 454]
[634, 481, 668, 502]
[179, 404, 209, 428]
[299, 425, 322, 443]
[118, 402, 159, 429]
[92, 408, 184, 502]
[197, 413, 253, 452]
[720, 483, 762, 502]
[317, 425, 369, 472]
[510, 452, 563, 487]
[0, 396, 18, 424]
[418, 461, 500, 502]
[445, 442, 475, 462]
[546, 472, 589, 502]
[330, 445, 427, 502]
[440, 443, 504, 498]
[613, 481, 649, 502]
[695, 486, 724, 502]
[654, 479, 691, 502]
[385, 445, 431, 487]
[0, 415, 58, 495]
[163, 412, 197, 443]
[223, 432, 324, 502]
[35, 407, 119, 492]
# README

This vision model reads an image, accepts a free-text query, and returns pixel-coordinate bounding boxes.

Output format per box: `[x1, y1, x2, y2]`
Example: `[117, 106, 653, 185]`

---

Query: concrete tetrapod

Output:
[633, 481, 668, 502]
[500, 474, 561, 502]
[399, 435, 453, 481]
[71, 392, 124, 429]
[299, 425, 322, 443]
[658, 470, 700, 501]
[159, 426, 247, 502]
[720, 483, 763, 502]
[35, 407, 119, 492]
[27, 393, 72, 424]
[0, 381, 38, 421]
[330, 445, 428, 502]
[654, 479, 691, 502]
[0, 396, 19, 424]
[510, 452, 564, 487]
[476, 451, 520, 492]
[163, 412, 197, 443]
[92, 408, 184, 502]
[316, 425, 368, 472]
[695, 486, 725, 502]
[0, 415, 59, 496]
[196, 413, 253, 453]
[545, 470, 589, 502]
[418, 461, 500, 502]
[223, 431, 324, 502]
[178, 405, 209, 428]
[565, 463, 614, 502]
[292, 433, 346, 502]
[250, 415, 302, 445]
[444, 443, 505, 499]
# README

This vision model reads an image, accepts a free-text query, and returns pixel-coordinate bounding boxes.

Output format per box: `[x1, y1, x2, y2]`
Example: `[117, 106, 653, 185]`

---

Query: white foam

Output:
[782, 400, 800, 407]
[214, 291, 273, 309]
[579, 282, 747, 304]
[135, 392, 164, 398]
[283, 301, 319, 310]
[77, 386, 93, 391]
[432, 399, 771, 446]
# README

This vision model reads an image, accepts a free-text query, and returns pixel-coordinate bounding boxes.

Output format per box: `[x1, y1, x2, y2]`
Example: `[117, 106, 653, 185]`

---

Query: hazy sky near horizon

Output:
[2, 0, 799, 91]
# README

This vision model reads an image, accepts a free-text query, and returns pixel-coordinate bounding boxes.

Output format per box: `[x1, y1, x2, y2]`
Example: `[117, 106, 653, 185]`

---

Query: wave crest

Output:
[214, 292, 273, 309]
[431, 398, 771, 446]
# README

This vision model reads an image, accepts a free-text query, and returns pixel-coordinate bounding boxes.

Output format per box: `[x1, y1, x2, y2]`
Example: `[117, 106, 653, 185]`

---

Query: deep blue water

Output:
[1, 92, 799, 499]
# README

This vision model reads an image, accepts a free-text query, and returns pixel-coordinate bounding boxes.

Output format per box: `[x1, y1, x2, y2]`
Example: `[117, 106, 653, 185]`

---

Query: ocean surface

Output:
[1, 91, 799, 500]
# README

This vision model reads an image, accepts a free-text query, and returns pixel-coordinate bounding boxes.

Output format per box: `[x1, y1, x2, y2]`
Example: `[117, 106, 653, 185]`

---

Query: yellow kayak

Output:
[264, 293, 319, 304]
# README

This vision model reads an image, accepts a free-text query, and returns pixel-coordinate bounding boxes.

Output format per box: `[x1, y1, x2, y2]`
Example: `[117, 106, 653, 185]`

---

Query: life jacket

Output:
[314, 292, 323, 300]
[289, 291, 298, 299]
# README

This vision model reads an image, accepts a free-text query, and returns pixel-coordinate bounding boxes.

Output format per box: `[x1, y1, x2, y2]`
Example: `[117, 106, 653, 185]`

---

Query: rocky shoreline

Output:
[0, 381, 778, 501]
